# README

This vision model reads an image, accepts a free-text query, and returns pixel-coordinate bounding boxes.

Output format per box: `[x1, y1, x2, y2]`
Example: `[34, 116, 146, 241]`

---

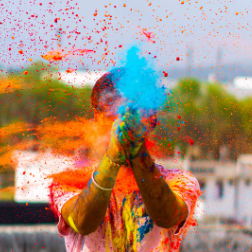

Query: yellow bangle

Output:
[92, 171, 114, 191]
[68, 214, 80, 234]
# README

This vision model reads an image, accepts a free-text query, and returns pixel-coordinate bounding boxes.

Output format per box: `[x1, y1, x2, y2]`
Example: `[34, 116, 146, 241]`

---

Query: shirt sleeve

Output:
[50, 182, 81, 236]
[159, 166, 201, 236]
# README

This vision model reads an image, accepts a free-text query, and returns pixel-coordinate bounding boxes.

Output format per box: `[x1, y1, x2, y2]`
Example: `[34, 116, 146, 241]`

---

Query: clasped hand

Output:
[107, 103, 148, 164]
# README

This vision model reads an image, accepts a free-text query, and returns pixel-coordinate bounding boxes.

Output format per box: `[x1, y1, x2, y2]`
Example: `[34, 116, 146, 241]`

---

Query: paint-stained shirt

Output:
[52, 165, 201, 252]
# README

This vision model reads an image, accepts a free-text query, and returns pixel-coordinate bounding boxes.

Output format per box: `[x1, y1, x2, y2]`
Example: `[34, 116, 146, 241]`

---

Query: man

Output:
[51, 69, 201, 252]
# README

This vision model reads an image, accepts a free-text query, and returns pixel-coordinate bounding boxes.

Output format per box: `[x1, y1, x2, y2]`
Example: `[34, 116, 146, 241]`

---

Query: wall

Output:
[199, 178, 235, 218]
[237, 178, 252, 227]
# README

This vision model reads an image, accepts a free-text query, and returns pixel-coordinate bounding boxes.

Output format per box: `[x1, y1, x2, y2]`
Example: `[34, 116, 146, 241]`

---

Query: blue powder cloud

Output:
[111, 45, 166, 111]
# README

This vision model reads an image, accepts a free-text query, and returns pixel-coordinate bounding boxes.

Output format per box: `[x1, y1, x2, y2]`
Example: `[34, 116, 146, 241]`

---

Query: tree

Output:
[158, 77, 202, 158]
[239, 97, 252, 153]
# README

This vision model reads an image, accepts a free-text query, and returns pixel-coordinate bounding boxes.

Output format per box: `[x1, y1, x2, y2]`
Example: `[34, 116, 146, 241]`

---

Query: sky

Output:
[1, 0, 252, 70]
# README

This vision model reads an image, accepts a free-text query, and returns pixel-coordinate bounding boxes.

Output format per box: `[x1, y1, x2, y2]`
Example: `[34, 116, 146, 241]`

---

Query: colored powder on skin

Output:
[44, 117, 140, 196]
[111, 45, 166, 111]
[47, 138, 166, 198]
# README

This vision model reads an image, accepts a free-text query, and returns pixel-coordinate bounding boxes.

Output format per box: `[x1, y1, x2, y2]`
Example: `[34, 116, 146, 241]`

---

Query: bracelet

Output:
[91, 171, 114, 191]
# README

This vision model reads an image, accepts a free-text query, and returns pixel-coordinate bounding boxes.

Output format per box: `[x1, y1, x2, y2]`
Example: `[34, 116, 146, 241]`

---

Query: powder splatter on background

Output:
[0, 0, 252, 250]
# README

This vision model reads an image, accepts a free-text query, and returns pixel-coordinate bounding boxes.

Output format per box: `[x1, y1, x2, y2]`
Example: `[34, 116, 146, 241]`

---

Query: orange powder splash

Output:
[41, 49, 94, 63]
[37, 115, 166, 196]
[0, 77, 22, 94]
[39, 116, 140, 195]
[0, 121, 33, 168]
[0, 151, 16, 168]
[2, 116, 167, 197]
[141, 28, 156, 43]
[41, 51, 65, 62]
[0, 121, 30, 140]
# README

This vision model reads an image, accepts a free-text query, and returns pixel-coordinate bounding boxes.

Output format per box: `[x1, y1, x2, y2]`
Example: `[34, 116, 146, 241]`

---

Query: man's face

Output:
[94, 91, 125, 123]
[95, 91, 125, 119]
[95, 92, 157, 137]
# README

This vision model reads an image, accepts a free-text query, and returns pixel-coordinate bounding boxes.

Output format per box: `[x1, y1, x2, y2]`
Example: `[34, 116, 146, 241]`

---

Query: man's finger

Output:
[119, 131, 127, 144]
[119, 121, 136, 142]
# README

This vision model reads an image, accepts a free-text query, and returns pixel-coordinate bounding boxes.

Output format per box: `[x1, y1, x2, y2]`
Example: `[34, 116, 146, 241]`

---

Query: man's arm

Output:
[61, 121, 126, 235]
[117, 106, 188, 229]
[61, 155, 120, 235]
[130, 144, 188, 229]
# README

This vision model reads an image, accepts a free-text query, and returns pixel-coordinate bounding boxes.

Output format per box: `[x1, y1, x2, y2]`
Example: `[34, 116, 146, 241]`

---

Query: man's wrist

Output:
[129, 142, 146, 160]
[106, 149, 126, 166]
[97, 155, 121, 181]
[129, 144, 155, 171]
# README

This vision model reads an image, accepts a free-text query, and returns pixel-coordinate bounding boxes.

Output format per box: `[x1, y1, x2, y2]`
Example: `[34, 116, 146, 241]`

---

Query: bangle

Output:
[91, 171, 114, 191]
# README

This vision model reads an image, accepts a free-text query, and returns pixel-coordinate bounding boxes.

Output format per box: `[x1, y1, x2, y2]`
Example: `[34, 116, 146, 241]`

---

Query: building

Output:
[14, 150, 74, 203]
[157, 152, 252, 228]
[42, 70, 106, 88]
[183, 156, 252, 228]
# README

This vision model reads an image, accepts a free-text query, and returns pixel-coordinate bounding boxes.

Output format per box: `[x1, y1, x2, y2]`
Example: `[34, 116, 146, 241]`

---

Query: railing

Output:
[0, 202, 58, 224]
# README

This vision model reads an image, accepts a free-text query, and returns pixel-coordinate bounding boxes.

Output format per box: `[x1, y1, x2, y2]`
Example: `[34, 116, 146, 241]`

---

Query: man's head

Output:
[91, 68, 125, 120]
[91, 68, 157, 130]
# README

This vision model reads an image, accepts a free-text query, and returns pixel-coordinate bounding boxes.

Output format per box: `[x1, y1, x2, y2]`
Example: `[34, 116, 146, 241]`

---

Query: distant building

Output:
[188, 156, 252, 228]
[236, 155, 252, 226]
[14, 150, 74, 203]
[233, 76, 252, 89]
[58, 70, 106, 87]
[189, 160, 237, 220]
[44, 70, 107, 88]
[158, 150, 252, 228]
[226, 78, 252, 99]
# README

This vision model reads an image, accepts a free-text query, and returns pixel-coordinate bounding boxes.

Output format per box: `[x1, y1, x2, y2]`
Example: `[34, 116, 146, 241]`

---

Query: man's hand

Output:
[61, 119, 127, 236]
[106, 119, 127, 164]
[117, 103, 147, 160]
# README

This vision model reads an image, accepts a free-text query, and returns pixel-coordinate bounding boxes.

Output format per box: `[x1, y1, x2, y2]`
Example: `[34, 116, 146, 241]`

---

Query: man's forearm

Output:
[130, 145, 188, 229]
[62, 154, 120, 235]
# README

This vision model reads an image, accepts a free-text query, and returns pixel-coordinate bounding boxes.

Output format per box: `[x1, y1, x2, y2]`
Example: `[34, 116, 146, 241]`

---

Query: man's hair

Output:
[91, 68, 125, 112]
